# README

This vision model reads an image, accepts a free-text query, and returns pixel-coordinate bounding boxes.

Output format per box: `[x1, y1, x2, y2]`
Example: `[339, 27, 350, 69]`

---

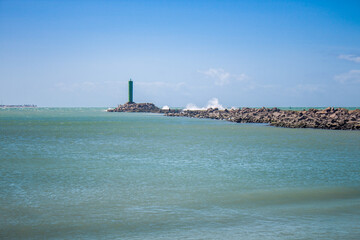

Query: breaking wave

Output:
[185, 98, 225, 110]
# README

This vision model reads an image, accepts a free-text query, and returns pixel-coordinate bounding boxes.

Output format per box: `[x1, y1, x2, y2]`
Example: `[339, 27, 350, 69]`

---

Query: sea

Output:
[1, 108, 359, 239]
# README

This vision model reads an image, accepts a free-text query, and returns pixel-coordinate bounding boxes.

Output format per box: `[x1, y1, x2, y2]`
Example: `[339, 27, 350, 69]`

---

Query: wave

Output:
[185, 98, 225, 110]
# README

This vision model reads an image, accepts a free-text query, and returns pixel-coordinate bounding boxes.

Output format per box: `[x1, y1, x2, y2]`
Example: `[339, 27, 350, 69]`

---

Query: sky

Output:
[1, 0, 360, 107]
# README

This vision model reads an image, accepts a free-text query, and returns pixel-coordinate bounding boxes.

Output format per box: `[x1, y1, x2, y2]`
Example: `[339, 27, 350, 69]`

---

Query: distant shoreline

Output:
[0, 104, 37, 108]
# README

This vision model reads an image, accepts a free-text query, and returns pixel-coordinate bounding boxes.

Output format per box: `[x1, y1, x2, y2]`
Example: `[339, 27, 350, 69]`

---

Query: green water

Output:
[1, 108, 360, 239]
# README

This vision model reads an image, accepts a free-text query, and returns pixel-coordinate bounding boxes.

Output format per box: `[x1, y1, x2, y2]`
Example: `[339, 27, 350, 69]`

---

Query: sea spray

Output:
[185, 98, 225, 110]
[206, 98, 225, 110]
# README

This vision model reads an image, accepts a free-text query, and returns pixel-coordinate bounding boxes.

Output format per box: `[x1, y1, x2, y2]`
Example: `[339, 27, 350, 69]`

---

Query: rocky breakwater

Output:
[107, 102, 181, 114]
[166, 107, 360, 130]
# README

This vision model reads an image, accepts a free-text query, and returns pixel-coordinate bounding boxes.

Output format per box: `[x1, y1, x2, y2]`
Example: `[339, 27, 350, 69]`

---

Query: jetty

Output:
[107, 79, 359, 130]
[166, 107, 360, 130]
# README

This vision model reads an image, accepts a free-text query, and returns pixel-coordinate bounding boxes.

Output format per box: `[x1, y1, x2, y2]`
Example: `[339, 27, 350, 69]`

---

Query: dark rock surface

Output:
[107, 102, 180, 114]
[166, 107, 360, 130]
[108, 103, 359, 130]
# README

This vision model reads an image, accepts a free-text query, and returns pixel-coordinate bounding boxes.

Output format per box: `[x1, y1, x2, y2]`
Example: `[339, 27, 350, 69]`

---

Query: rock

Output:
[165, 107, 359, 130]
[107, 102, 180, 113]
[108, 103, 360, 130]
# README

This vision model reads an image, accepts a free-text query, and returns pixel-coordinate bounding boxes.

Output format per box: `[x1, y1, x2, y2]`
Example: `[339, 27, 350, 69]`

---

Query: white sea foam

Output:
[162, 105, 170, 110]
[184, 98, 225, 110]
[184, 103, 202, 110]
[206, 98, 225, 110]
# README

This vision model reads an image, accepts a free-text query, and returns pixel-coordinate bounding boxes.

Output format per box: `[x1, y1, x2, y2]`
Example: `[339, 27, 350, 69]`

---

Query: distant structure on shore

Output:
[108, 79, 179, 113]
[128, 79, 133, 103]
[0, 104, 37, 108]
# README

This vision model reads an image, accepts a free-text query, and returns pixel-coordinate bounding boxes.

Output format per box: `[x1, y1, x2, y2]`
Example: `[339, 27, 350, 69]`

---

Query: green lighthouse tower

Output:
[128, 79, 133, 103]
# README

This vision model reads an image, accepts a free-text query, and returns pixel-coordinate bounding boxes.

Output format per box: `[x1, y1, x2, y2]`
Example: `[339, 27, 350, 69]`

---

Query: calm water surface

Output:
[1, 108, 359, 239]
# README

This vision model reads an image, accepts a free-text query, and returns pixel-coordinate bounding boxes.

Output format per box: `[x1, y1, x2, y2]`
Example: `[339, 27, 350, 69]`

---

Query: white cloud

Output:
[334, 70, 360, 83]
[235, 73, 248, 82]
[198, 68, 248, 86]
[339, 54, 360, 63]
[200, 68, 230, 86]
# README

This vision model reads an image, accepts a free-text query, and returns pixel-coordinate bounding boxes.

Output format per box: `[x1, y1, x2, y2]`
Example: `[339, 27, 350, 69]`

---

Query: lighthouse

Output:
[128, 79, 134, 103]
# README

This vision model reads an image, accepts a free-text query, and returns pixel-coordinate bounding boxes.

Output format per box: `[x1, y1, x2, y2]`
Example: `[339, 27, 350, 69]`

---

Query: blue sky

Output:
[1, 0, 360, 107]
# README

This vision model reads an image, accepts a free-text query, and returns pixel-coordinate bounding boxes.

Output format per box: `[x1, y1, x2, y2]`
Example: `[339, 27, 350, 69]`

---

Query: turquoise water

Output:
[1, 108, 360, 239]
